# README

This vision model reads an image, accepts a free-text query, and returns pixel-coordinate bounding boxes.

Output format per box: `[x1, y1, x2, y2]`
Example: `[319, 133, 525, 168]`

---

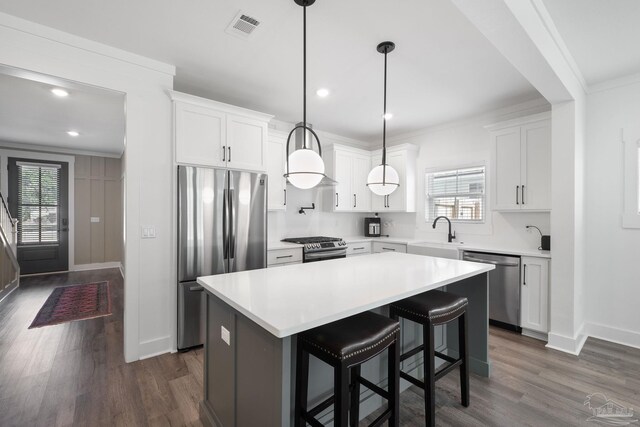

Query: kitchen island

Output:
[197, 252, 494, 427]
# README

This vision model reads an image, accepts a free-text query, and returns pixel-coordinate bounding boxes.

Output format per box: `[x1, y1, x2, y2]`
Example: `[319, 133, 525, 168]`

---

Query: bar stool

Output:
[389, 290, 469, 427]
[295, 311, 401, 427]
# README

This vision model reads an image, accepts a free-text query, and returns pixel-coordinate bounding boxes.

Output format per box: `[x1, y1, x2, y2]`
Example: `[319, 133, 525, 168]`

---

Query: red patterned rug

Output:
[29, 281, 112, 329]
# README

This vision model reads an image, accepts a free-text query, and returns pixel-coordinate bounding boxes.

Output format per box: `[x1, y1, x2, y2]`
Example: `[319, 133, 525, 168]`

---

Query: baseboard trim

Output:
[0, 278, 19, 303]
[138, 335, 173, 360]
[72, 261, 122, 272]
[585, 322, 640, 350]
[546, 327, 587, 356]
[522, 328, 548, 342]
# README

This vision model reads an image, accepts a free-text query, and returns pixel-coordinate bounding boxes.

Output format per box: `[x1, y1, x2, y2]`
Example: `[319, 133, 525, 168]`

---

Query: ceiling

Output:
[0, 0, 540, 142]
[0, 67, 125, 156]
[543, 0, 640, 86]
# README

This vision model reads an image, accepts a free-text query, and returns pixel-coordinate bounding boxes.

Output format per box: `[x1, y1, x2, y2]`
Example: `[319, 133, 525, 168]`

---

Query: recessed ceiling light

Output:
[316, 88, 330, 98]
[67, 130, 79, 137]
[383, 113, 393, 120]
[51, 88, 69, 97]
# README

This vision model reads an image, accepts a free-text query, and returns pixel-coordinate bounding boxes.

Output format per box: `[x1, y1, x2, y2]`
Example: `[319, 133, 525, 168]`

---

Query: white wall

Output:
[584, 80, 640, 349]
[382, 99, 551, 251]
[0, 13, 176, 361]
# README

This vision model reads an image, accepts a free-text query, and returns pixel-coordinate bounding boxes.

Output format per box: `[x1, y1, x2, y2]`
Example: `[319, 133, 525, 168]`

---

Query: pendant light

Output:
[367, 41, 400, 196]
[284, 0, 325, 190]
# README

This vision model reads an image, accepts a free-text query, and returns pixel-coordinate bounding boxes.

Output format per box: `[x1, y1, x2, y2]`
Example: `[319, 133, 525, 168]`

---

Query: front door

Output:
[7, 158, 69, 274]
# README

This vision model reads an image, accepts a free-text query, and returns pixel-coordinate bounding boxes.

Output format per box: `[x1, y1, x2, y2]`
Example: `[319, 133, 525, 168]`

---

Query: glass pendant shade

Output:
[367, 164, 399, 196]
[287, 148, 325, 189]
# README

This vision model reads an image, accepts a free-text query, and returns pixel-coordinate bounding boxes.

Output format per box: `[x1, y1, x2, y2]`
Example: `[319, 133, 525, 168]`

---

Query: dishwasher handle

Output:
[463, 255, 520, 267]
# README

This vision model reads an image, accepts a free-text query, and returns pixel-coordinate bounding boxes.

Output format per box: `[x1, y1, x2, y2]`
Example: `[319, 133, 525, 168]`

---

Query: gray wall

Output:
[74, 155, 122, 265]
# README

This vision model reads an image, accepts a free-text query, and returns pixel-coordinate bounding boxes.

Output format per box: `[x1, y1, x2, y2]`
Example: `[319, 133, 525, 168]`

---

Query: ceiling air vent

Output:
[226, 12, 261, 40]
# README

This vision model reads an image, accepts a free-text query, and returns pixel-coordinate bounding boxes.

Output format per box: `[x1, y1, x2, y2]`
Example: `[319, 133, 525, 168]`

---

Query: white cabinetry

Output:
[171, 91, 272, 172]
[267, 247, 302, 267]
[372, 242, 407, 254]
[370, 144, 417, 212]
[326, 145, 372, 212]
[490, 113, 551, 211]
[520, 256, 549, 334]
[346, 242, 372, 256]
[267, 132, 287, 211]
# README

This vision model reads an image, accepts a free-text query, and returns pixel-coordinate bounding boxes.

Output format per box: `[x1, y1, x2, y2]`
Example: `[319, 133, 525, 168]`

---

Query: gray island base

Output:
[196, 253, 493, 426]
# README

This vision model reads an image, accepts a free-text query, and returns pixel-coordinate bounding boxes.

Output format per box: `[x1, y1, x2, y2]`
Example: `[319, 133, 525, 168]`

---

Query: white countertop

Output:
[197, 252, 494, 338]
[343, 236, 421, 245]
[267, 241, 304, 250]
[407, 241, 551, 259]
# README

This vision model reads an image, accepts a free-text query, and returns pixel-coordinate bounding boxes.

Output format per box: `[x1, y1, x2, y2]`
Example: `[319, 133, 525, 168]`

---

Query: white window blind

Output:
[425, 166, 485, 222]
[16, 162, 61, 244]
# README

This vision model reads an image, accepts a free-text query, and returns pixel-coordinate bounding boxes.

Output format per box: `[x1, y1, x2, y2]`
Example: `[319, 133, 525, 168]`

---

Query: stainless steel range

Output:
[281, 236, 347, 263]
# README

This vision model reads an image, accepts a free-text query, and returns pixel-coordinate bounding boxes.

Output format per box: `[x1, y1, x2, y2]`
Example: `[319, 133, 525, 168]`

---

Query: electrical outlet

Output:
[221, 326, 230, 345]
[90, 217, 100, 223]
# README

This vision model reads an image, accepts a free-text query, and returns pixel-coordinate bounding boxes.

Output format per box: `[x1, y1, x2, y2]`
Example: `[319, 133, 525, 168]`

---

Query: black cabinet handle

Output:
[522, 185, 525, 205]
[284, 189, 287, 206]
[276, 255, 293, 259]
[516, 185, 520, 205]
[353, 194, 356, 208]
[523, 264, 527, 285]
[353, 247, 365, 250]
[336, 192, 339, 208]
[228, 146, 231, 162]
[222, 145, 226, 162]
[382, 247, 396, 251]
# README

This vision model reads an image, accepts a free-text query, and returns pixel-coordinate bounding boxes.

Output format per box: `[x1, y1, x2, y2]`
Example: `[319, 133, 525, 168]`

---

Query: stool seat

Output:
[390, 289, 468, 325]
[299, 311, 400, 366]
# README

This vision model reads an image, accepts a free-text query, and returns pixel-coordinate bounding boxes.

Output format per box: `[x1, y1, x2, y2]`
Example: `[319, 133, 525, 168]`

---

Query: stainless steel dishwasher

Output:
[462, 251, 521, 331]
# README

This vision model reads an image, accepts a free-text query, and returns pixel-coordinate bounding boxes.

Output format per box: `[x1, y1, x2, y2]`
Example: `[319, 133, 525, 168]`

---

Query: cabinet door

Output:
[520, 257, 549, 333]
[267, 135, 286, 211]
[175, 102, 225, 167]
[385, 151, 406, 211]
[521, 121, 551, 211]
[493, 126, 521, 210]
[352, 153, 372, 212]
[333, 151, 352, 211]
[226, 114, 268, 172]
[370, 155, 386, 211]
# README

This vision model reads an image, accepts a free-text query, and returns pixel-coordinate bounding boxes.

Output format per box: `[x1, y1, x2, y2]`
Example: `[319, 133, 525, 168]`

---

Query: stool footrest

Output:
[300, 411, 325, 427]
[399, 370, 425, 389]
[357, 376, 390, 401]
[369, 408, 392, 427]
[434, 359, 463, 382]
[306, 395, 334, 418]
[399, 357, 463, 389]
[434, 351, 457, 364]
[399, 344, 424, 362]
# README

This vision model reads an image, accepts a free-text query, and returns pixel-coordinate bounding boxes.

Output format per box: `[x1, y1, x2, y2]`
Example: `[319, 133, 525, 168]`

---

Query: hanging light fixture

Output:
[284, 0, 325, 190]
[367, 41, 400, 196]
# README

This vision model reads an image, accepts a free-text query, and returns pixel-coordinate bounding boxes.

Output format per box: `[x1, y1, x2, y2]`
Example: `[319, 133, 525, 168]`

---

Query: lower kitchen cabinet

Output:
[372, 242, 407, 254]
[346, 242, 372, 256]
[520, 256, 549, 334]
[267, 247, 302, 267]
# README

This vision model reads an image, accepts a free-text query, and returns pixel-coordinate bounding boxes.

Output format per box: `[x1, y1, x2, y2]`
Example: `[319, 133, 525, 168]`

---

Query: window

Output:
[16, 162, 61, 244]
[425, 166, 485, 222]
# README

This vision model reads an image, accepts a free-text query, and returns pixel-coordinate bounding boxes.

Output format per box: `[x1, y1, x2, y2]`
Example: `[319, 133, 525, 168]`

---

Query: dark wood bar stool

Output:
[295, 311, 401, 427]
[389, 289, 469, 427]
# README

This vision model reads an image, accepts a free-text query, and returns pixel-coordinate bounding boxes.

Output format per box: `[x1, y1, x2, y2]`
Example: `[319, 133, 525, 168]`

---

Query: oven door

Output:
[303, 249, 347, 263]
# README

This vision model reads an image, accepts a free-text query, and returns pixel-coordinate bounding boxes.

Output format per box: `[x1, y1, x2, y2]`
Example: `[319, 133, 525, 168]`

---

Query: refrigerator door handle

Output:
[229, 189, 235, 259]
[223, 188, 229, 260]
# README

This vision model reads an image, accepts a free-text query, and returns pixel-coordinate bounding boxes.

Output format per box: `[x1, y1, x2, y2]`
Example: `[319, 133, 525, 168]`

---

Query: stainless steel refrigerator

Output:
[177, 166, 267, 349]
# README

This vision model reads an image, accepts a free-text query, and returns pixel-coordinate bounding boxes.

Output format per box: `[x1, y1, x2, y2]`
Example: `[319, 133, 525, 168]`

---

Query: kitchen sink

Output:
[407, 241, 462, 259]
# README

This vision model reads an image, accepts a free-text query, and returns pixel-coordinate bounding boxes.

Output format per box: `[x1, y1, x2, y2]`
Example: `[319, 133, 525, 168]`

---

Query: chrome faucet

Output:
[432, 216, 456, 243]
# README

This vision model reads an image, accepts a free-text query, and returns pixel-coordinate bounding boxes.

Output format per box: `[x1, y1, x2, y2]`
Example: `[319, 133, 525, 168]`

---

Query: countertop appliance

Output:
[462, 251, 521, 331]
[178, 166, 267, 349]
[281, 236, 347, 262]
[364, 216, 381, 237]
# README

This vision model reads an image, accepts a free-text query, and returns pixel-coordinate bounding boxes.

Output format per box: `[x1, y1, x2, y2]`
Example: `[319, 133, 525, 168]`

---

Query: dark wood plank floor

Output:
[1, 269, 638, 426]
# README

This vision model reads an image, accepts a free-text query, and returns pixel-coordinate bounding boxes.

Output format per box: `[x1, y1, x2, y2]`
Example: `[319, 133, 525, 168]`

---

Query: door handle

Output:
[223, 188, 229, 259]
[222, 145, 226, 162]
[523, 264, 527, 285]
[189, 285, 204, 292]
[516, 186, 520, 205]
[284, 189, 287, 206]
[228, 146, 231, 162]
[229, 189, 235, 259]
[335, 192, 339, 208]
[521, 185, 525, 205]
[353, 194, 356, 208]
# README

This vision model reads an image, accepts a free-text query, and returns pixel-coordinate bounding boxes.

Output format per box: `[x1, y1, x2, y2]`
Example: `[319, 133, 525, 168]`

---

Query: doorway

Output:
[7, 158, 69, 274]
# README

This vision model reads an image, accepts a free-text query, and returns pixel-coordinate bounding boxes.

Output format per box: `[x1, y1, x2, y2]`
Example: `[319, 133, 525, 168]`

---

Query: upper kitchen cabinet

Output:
[489, 113, 551, 211]
[267, 131, 287, 211]
[170, 91, 273, 172]
[371, 144, 418, 213]
[325, 144, 372, 212]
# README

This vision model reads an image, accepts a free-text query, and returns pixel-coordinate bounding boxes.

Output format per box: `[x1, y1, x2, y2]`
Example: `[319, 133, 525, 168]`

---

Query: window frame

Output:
[424, 164, 487, 224]
[622, 138, 640, 229]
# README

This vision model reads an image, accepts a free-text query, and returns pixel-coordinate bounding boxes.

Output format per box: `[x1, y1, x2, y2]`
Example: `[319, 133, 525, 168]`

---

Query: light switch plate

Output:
[221, 326, 231, 346]
[141, 226, 157, 239]
[90, 217, 100, 223]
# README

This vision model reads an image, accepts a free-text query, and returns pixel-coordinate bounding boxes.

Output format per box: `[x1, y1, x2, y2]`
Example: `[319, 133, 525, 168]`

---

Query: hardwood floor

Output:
[1, 269, 638, 426]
